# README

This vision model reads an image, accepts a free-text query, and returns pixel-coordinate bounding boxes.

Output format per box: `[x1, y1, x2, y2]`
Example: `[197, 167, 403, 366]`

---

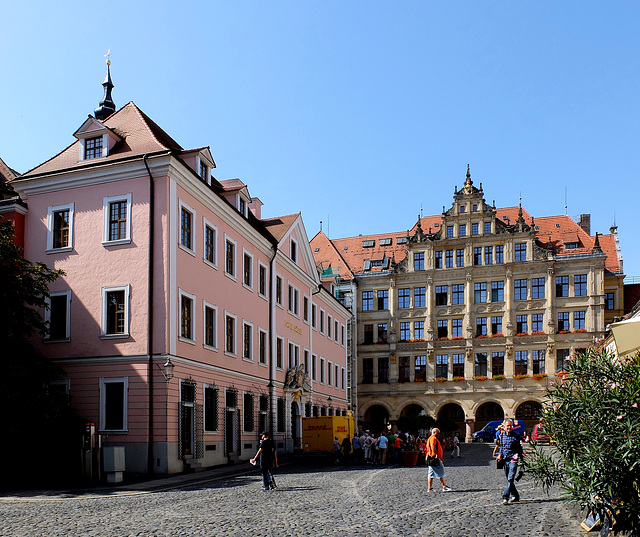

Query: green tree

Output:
[524, 348, 640, 536]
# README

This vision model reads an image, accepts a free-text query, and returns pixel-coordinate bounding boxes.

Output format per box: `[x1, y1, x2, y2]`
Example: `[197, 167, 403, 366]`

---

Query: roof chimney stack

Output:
[578, 214, 591, 235]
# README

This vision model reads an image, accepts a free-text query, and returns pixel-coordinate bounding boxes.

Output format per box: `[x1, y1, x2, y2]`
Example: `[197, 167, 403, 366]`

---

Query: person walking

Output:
[426, 428, 452, 492]
[341, 434, 352, 464]
[496, 419, 524, 504]
[351, 433, 362, 464]
[250, 431, 278, 491]
[451, 433, 461, 458]
[377, 432, 388, 464]
[333, 436, 341, 463]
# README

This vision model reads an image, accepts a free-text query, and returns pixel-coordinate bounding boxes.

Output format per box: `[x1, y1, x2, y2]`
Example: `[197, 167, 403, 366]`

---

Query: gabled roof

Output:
[310, 231, 355, 281]
[262, 213, 300, 242]
[21, 101, 184, 176]
[330, 230, 410, 275]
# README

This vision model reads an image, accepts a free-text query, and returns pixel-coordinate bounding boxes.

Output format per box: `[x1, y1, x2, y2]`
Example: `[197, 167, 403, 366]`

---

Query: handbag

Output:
[427, 455, 440, 467]
[496, 458, 504, 469]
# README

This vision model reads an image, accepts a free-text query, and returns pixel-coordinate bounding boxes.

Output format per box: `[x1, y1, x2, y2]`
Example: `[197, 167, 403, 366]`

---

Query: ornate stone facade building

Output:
[311, 168, 624, 440]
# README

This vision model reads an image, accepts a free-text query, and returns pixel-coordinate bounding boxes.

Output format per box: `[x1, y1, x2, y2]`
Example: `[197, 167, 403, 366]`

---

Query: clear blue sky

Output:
[2, 2, 638, 277]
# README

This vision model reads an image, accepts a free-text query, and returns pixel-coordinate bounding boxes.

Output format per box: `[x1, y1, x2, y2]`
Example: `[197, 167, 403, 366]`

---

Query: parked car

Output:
[531, 421, 551, 443]
[472, 419, 526, 442]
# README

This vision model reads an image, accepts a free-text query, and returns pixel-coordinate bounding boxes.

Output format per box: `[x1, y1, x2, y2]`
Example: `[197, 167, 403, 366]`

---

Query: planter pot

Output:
[401, 450, 420, 466]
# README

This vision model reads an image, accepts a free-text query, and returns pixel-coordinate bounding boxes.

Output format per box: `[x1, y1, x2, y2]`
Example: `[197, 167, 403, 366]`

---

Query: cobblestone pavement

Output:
[0, 444, 582, 537]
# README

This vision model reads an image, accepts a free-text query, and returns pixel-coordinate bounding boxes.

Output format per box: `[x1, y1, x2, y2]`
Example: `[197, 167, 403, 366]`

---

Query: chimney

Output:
[578, 214, 591, 235]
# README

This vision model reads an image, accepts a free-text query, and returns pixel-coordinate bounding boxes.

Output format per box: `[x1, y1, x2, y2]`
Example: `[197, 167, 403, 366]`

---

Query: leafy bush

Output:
[524, 348, 640, 536]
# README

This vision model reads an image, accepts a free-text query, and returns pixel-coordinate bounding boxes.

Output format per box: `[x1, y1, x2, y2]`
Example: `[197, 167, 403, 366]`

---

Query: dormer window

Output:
[199, 161, 208, 181]
[85, 136, 104, 160]
[363, 240, 375, 248]
[239, 198, 246, 216]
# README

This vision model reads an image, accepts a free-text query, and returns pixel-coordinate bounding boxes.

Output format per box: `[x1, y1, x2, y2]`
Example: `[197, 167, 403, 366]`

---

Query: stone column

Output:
[465, 418, 475, 444]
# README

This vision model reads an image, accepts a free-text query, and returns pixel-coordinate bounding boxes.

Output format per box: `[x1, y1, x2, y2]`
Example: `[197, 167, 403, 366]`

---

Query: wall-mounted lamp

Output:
[327, 396, 332, 403]
[157, 358, 175, 381]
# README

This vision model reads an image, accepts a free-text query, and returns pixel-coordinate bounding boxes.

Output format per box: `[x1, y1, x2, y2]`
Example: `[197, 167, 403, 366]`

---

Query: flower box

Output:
[452, 376, 465, 382]
[533, 373, 548, 380]
[514, 373, 529, 380]
[473, 375, 488, 381]
[491, 332, 503, 338]
[435, 377, 447, 383]
[492, 374, 505, 381]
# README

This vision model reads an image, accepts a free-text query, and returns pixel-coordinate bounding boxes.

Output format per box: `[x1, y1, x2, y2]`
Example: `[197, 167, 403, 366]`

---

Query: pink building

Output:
[10, 67, 350, 475]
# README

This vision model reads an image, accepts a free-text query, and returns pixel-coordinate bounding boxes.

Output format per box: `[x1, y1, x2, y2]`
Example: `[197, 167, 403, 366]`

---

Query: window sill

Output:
[224, 351, 237, 359]
[99, 429, 128, 434]
[102, 238, 132, 247]
[224, 271, 237, 282]
[44, 337, 70, 343]
[46, 247, 73, 255]
[203, 259, 218, 270]
[203, 344, 218, 352]
[179, 336, 197, 346]
[242, 283, 254, 292]
[100, 333, 129, 340]
[178, 244, 197, 257]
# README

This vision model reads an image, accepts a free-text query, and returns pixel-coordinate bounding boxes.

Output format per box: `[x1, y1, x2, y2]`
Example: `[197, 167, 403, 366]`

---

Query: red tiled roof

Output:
[330, 230, 410, 275]
[262, 213, 300, 242]
[310, 231, 355, 281]
[21, 102, 182, 176]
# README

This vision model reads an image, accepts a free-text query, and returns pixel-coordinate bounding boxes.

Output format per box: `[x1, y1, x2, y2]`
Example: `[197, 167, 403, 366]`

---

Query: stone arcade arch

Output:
[474, 401, 505, 430]
[362, 404, 390, 434]
[515, 400, 544, 434]
[437, 402, 465, 434]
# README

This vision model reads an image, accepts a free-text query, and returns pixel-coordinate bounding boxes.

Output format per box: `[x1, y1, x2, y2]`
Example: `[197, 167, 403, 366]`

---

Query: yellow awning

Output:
[610, 317, 640, 357]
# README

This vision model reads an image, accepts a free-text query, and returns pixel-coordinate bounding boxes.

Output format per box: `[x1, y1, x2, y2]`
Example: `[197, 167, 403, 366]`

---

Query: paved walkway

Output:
[0, 444, 583, 537]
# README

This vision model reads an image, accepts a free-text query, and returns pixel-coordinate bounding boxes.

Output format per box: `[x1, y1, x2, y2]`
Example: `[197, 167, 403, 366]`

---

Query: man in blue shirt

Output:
[496, 419, 523, 504]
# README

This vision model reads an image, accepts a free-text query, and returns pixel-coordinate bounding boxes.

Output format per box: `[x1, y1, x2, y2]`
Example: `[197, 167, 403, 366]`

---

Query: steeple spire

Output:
[94, 52, 116, 121]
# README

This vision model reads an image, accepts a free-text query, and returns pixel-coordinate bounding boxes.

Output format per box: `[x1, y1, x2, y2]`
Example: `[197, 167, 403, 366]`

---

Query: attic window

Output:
[472, 204, 478, 212]
[314, 247, 320, 252]
[460, 205, 466, 213]
[364, 259, 371, 271]
[396, 237, 407, 244]
[433, 223, 439, 228]
[85, 136, 103, 160]
[239, 198, 246, 216]
[371, 260, 383, 267]
[565, 242, 578, 250]
[379, 238, 392, 246]
[199, 161, 208, 181]
[343, 246, 348, 251]
[556, 223, 561, 228]
[535, 225, 539, 230]
[503, 216, 509, 221]
[362, 240, 375, 248]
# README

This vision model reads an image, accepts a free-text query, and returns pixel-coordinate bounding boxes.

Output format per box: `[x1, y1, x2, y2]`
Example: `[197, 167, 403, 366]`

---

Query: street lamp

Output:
[157, 358, 175, 381]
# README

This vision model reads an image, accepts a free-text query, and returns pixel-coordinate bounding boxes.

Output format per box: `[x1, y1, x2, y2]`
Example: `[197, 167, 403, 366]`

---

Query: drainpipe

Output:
[144, 154, 155, 474]
[268, 243, 278, 437]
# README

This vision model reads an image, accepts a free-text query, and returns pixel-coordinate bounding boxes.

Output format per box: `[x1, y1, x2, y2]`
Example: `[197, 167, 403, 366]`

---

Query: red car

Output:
[531, 422, 550, 443]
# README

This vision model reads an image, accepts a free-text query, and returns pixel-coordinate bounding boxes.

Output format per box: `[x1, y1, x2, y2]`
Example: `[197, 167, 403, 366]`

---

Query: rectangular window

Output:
[320, 310, 325, 333]
[484, 246, 493, 265]
[474, 353, 488, 377]
[276, 337, 283, 369]
[312, 354, 317, 380]
[225, 314, 235, 354]
[377, 290, 389, 310]
[276, 276, 283, 305]
[447, 225, 454, 238]
[476, 317, 487, 337]
[334, 320, 339, 342]
[46, 291, 71, 340]
[452, 284, 464, 305]
[556, 276, 569, 297]
[100, 377, 127, 431]
[436, 355, 448, 379]
[495, 245, 504, 264]
[362, 291, 373, 311]
[225, 240, 235, 276]
[290, 239, 297, 263]
[85, 136, 103, 159]
[532, 314, 543, 333]
[492, 352, 504, 377]
[435, 285, 448, 306]
[532, 277, 545, 299]
[574, 311, 586, 330]
[106, 196, 131, 242]
[556, 348, 570, 373]
[398, 288, 410, 308]
[516, 314, 528, 335]
[474, 282, 487, 303]
[181, 207, 193, 250]
[452, 318, 463, 338]
[491, 316, 502, 335]
[102, 285, 129, 336]
[574, 274, 587, 296]
[445, 250, 454, 268]
[362, 358, 374, 383]
[514, 279, 527, 301]
[181, 294, 193, 340]
[532, 349, 546, 375]
[199, 161, 207, 180]
[327, 315, 332, 338]
[414, 252, 425, 270]
[435, 251, 443, 269]
[204, 304, 216, 348]
[288, 285, 300, 315]
[243, 253, 252, 287]
[558, 312, 570, 332]
[414, 287, 426, 307]
[335, 364, 340, 388]
[437, 320, 448, 339]
[243, 392, 254, 432]
[452, 354, 464, 377]
[259, 330, 267, 364]
[474, 247, 482, 265]
[320, 358, 325, 383]
[378, 357, 389, 383]
[259, 265, 267, 297]
[414, 321, 424, 340]
[484, 221, 492, 234]
[414, 356, 427, 382]
[204, 385, 219, 432]
[459, 224, 466, 237]
[377, 323, 388, 343]
[472, 223, 479, 235]
[515, 243, 526, 261]
[491, 281, 504, 302]
[364, 324, 374, 344]
[205, 225, 216, 264]
[303, 296, 309, 322]
[399, 356, 410, 382]
[48, 204, 74, 251]
[515, 351, 528, 376]
[605, 292, 614, 310]
[456, 249, 464, 267]
[243, 323, 252, 360]
[400, 322, 411, 341]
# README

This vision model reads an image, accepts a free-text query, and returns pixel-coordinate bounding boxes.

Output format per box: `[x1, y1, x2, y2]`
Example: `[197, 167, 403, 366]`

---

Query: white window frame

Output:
[102, 193, 132, 246]
[178, 289, 196, 344]
[288, 283, 300, 317]
[224, 234, 237, 281]
[224, 311, 237, 357]
[290, 238, 298, 263]
[328, 360, 333, 386]
[303, 295, 310, 324]
[275, 274, 283, 306]
[243, 320, 254, 362]
[242, 249, 254, 290]
[203, 301, 218, 350]
[258, 262, 268, 299]
[44, 290, 71, 341]
[258, 328, 268, 366]
[335, 364, 339, 388]
[46, 202, 75, 253]
[179, 200, 196, 256]
[99, 377, 128, 433]
[203, 218, 218, 269]
[100, 284, 131, 338]
[320, 357, 325, 384]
